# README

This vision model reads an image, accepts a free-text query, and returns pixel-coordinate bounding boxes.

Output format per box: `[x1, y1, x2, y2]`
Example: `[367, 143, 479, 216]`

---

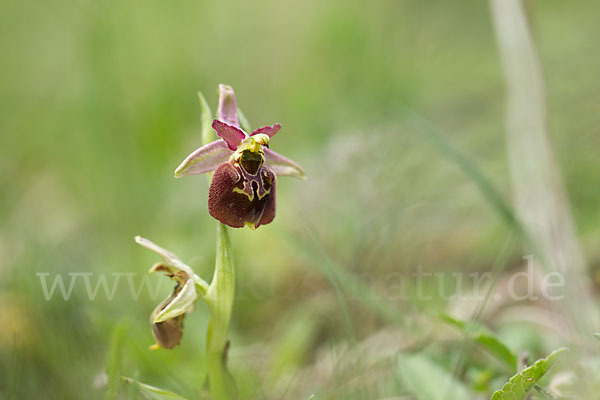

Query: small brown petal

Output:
[152, 314, 185, 349]
[150, 280, 188, 349]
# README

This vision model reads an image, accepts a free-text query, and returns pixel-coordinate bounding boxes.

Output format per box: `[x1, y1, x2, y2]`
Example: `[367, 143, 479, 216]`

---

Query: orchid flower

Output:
[174, 84, 305, 229]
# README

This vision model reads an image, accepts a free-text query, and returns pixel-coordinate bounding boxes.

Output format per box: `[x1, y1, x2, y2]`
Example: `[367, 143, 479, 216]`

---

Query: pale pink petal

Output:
[264, 148, 306, 179]
[218, 84, 239, 127]
[174, 140, 232, 178]
[212, 120, 246, 150]
[251, 124, 281, 138]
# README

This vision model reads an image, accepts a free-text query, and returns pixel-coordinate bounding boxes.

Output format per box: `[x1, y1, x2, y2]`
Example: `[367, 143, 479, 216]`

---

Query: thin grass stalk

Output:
[490, 0, 597, 334]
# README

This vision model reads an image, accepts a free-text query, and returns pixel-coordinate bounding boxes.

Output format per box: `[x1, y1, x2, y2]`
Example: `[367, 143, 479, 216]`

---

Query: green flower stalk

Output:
[204, 222, 235, 400]
[135, 84, 304, 400]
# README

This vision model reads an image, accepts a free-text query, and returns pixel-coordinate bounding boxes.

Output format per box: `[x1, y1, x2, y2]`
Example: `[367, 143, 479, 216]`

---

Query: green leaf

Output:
[594, 333, 600, 341]
[442, 314, 517, 370]
[397, 353, 471, 400]
[122, 377, 188, 400]
[490, 347, 567, 400]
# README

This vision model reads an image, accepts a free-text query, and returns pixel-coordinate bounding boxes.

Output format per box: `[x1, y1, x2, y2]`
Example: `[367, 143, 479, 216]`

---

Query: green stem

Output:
[198, 86, 237, 399]
[205, 222, 236, 399]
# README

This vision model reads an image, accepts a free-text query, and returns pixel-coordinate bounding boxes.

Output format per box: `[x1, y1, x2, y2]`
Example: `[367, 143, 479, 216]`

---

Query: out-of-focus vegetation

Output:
[1, 0, 600, 399]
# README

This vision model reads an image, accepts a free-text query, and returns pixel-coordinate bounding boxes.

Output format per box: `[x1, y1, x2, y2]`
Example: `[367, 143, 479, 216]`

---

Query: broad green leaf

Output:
[594, 333, 600, 341]
[490, 347, 567, 400]
[442, 314, 517, 370]
[122, 377, 188, 400]
[397, 353, 471, 400]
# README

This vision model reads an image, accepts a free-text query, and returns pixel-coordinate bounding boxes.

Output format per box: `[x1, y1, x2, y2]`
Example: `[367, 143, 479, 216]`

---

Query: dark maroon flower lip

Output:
[208, 162, 276, 229]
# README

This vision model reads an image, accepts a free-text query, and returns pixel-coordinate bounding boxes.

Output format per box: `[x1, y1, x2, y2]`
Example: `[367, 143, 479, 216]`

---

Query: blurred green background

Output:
[1, 0, 600, 399]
